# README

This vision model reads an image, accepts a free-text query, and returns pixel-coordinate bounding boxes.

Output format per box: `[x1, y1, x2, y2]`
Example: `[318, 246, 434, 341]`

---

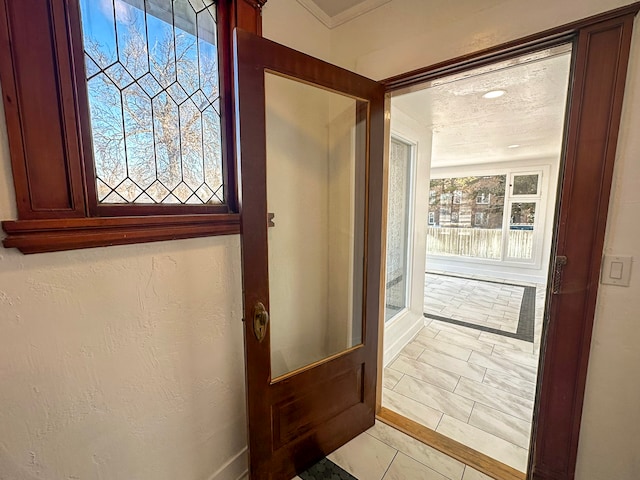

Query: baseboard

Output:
[383, 311, 423, 366]
[208, 447, 248, 480]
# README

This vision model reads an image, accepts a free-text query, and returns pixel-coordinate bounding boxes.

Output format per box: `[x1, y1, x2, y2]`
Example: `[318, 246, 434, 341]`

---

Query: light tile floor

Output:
[292, 421, 494, 480]
[424, 273, 529, 334]
[382, 272, 547, 473]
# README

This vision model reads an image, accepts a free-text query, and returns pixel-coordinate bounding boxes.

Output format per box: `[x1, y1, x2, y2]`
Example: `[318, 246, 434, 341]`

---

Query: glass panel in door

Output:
[265, 72, 366, 379]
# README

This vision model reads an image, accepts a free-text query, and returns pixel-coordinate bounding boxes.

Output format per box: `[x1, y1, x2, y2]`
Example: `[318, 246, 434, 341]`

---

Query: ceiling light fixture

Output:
[482, 90, 506, 99]
[507, 144, 521, 148]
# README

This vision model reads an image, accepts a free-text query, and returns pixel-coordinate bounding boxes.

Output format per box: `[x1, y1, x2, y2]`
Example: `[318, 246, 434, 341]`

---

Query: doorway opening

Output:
[381, 44, 573, 473]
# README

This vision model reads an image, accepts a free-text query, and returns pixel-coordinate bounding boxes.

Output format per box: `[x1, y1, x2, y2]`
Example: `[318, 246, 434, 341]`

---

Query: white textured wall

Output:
[0, 235, 247, 480]
[262, 0, 332, 60]
[0, 51, 247, 480]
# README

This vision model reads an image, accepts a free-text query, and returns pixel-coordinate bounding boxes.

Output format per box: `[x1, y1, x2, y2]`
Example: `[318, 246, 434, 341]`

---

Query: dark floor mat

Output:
[299, 458, 357, 480]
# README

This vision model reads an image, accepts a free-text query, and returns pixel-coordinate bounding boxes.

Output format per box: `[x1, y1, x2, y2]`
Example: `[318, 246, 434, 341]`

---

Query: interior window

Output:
[385, 137, 413, 322]
[79, 0, 224, 206]
[0, 0, 263, 253]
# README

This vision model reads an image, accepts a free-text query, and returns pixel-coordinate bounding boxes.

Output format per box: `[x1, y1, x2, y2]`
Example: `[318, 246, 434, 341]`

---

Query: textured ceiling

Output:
[392, 48, 573, 168]
[310, 0, 368, 17]
[298, 0, 391, 27]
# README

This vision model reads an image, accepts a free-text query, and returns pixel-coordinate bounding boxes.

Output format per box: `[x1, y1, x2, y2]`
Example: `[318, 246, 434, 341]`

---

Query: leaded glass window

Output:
[79, 0, 223, 205]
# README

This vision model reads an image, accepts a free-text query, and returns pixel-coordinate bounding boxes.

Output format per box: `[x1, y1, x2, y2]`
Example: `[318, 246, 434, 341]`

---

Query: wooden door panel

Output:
[270, 403, 372, 480]
[272, 362, 364, 448]
[235, 29, 385, 479]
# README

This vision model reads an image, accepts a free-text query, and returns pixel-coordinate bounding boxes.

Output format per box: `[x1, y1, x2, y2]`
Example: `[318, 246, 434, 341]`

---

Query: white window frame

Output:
[510, 171, 543, 197]
[384, 135, 417, 323]
[476, 192, 491, 204]
[427, 165, 550, 269]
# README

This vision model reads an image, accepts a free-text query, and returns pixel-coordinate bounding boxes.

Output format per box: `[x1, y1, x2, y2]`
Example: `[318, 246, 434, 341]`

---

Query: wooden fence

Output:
[426, 227, 533, 260]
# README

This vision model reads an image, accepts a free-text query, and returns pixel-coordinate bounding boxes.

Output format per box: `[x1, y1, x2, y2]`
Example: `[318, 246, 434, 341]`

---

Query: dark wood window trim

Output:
[0, 0, 266, 254]
[381, 3, 640, 480]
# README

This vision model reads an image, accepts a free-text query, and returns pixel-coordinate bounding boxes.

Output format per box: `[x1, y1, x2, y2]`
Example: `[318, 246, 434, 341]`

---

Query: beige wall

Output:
[265, 73, 332, 377]
[0, 22, 249, 480]
[326, 98, 360, 353]
[328, 0, 637, 78]
[0, 147, 248, 479]
[0, 1, 638, 479]
[262, 0, 332, 60]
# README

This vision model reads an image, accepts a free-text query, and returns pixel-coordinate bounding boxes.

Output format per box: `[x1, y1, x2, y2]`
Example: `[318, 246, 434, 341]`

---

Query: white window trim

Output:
[384, 134, 418, 323]
[428, 164, 551, 269]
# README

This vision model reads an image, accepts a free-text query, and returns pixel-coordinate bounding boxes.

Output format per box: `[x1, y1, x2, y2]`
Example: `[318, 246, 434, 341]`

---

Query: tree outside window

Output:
[80, 0, 224, 205]
[428, 175, 505, 229]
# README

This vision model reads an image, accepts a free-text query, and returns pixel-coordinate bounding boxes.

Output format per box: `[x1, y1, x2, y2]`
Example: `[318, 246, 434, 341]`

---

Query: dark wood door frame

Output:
[380, 3, 640, 480]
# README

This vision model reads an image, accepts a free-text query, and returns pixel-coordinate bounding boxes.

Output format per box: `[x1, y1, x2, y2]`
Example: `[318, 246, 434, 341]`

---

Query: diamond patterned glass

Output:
[79, 0, 223, 206]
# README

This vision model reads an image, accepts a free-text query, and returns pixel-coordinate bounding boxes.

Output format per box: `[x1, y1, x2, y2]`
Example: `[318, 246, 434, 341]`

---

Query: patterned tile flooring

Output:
[292, 421, 495, 480]
[382, 272, 547, 473]
[424, 273, 530, 334]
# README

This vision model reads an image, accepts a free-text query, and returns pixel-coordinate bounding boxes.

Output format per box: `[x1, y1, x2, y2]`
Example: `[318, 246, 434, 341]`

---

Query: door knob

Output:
[253, 302, 269, 342]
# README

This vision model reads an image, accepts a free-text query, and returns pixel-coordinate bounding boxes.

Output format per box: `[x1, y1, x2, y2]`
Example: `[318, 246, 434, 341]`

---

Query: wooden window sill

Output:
[1, 214, 240, 254]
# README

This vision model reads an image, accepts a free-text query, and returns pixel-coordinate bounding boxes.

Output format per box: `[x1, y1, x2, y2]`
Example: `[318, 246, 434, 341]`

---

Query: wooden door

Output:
[234, 30, 386, 480]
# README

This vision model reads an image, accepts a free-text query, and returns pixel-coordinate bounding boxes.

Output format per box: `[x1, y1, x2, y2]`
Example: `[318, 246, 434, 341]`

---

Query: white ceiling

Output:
[392, 48, 573, 168]
[296, 0, 391, 28]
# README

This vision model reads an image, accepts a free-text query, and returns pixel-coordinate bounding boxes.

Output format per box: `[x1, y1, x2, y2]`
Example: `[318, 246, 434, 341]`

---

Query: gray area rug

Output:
[424, 272, 536, 342]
